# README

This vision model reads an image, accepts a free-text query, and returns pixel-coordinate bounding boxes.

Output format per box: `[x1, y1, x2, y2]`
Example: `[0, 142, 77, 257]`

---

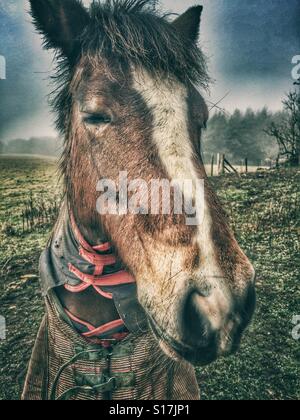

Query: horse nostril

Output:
[182, 292, 212, 347]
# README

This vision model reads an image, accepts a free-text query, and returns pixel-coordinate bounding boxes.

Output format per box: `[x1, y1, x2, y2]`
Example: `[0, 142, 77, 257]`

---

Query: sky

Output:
[0, 0, 299, 141]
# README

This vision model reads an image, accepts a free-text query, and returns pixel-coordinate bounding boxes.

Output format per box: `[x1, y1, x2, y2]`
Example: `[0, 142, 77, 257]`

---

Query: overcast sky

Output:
[0, 0, 299, 141]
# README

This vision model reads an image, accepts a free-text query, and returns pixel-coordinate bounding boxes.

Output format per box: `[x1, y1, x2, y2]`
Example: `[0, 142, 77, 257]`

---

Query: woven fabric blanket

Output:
[22, 293, 200, 400]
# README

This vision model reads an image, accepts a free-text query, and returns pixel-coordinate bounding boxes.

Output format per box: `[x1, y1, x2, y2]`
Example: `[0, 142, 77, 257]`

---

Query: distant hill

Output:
[0, 137, 62, 157]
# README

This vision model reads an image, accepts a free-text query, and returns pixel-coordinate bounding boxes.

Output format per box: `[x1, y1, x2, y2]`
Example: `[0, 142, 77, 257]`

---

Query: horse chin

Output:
[160, 338, 219, 367]
[149, 319, 240, 366]
[148, 316, 220, 367]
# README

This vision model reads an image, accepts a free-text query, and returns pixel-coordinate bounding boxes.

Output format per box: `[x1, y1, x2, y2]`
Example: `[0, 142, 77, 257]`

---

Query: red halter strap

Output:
[67, 263, 135, 299]
[64, 213, 134, 341]
[65, 309, 128, 340]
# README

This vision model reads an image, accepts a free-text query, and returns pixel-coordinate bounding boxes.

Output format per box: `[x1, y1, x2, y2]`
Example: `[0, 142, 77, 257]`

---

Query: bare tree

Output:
[266, 89, 300, 166]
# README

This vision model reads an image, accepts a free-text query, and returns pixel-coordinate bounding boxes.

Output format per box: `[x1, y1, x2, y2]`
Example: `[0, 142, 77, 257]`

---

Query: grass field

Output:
[0, 155, 299, 400]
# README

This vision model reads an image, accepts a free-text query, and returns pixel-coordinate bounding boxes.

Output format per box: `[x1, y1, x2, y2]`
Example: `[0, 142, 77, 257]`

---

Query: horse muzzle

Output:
[148, 283, 256, 366]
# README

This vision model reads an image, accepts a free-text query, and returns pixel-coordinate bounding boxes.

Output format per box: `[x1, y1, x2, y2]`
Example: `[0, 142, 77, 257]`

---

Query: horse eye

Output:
[82, 113, 112, 126]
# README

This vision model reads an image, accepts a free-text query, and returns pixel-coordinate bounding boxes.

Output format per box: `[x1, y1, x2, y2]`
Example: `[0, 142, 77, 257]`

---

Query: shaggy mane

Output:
[82, 0, 209, 86]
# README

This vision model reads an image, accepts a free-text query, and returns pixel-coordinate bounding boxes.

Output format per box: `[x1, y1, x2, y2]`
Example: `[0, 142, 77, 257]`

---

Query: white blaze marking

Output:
[133, 69, 230, 326]
[133, 69, 197, 188]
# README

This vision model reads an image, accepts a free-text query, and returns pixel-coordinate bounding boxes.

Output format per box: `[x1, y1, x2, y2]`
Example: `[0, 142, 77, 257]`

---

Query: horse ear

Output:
[172, 6, 203, 43]
[29, 0, 90, 58]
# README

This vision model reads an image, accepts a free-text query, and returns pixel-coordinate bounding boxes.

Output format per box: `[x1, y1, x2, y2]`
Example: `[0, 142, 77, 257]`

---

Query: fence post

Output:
[220, 154, 225, 175]
[245, 158, 248, 174]
[217, 153, 225, 175]
[211, 155, 214, 177]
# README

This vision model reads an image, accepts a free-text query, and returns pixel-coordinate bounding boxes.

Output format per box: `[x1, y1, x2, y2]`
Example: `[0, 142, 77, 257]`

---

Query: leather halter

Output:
[63, 213, 135, 343]
[39, 206, 148, 346]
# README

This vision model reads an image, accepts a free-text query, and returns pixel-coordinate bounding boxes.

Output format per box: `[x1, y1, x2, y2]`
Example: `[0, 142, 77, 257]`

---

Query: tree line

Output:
[202, 108, 278, 166]
[202, 88, 300, 167]
[1, 88, 299, 168]
[0, 137, 61, 157]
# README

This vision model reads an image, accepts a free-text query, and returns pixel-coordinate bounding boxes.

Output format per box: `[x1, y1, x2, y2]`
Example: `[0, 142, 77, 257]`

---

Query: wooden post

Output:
[245, 158, 248, 174]
[224, 157, 239, 175]
[217, 153, 220, 175]
[221, 154, 225, 175]
[217, 153, 225, 175]
[211, 155, 214, 177]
